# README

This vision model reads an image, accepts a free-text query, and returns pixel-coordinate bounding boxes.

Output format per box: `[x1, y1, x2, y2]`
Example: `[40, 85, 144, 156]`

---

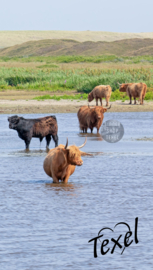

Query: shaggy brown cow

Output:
[88, 85, 112, 106]
[8, 115, 58, 149]
[43, 137, 87, 183]
[118, 82, 147, 105]
[77, 105, 111, 133]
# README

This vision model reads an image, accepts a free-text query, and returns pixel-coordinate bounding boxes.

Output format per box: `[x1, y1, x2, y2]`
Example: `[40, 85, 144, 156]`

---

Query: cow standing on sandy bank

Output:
[43, 137, 88, 183]
[77, 105, 111, 133]
[88, 85, 112, 106]
[118, 82, 147, 105]
[8, 115, 58, 150]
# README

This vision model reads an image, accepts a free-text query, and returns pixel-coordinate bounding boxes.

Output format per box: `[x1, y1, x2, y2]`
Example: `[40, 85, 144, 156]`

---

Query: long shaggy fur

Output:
[119, 82, 147, 104]
[88, 85, 112, 106]
[77, 105, 107, 133]
[8, 115, 58, 149]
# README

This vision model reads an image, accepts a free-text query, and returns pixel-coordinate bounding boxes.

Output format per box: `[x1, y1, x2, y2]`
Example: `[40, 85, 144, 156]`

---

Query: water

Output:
[0, 112, 153, 270]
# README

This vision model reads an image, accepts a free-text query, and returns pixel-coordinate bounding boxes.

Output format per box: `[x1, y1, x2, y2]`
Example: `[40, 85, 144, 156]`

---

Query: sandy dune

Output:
[1, 30, 153, 48]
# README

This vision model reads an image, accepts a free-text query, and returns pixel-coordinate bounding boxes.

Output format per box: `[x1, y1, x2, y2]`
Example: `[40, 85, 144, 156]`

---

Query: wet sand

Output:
[0, 99, 153, 114]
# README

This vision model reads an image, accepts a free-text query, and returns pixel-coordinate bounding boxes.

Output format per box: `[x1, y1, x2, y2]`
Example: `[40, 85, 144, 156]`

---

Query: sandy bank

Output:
[0, 99, 153, 114]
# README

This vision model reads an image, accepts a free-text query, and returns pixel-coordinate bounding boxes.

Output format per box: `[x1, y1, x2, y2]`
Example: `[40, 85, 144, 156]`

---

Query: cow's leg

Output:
[97, 128, 100, 134]
[63, 172, 71, 184]
[139, 93, 143, 105]
[134, 97, 137, 105]
[90, 127, 93, 133]
[85, 128, 87, 133]
[52, 172, 59, 183]
[25, 138, 31, 150]
[96, 98, 98, 106]
[129, 95, 132, 104]
[46, 135, 51, 149]
[100, 98, 102, 106]
[61, 167, 70, 184]
[52, 134, 58, 147]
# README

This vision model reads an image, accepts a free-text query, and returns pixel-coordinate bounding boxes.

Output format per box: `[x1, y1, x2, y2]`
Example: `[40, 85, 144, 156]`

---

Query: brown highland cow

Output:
[77, 105, 111, 133]
[43, 137, 88, 183]
[118, 82, 147, 105]
[88, 85, 112, 106]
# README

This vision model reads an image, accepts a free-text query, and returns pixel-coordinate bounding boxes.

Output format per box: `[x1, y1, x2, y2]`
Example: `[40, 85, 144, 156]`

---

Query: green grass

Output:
[37, 64, 59, 68]
[0, 66, 152, 92]
[1, 55, 153, 64]
[33, 93, 88, 101]
[0, 55, 153, 99]
[33, 89, 153, 102]
[144, 91, 153, 100]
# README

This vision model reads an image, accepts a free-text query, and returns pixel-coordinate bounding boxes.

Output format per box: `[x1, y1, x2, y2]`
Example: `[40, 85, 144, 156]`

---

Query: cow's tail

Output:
[144, 84, 147, 94]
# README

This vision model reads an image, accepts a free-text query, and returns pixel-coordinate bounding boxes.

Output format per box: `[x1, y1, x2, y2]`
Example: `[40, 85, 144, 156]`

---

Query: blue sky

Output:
[1, 0, 153, 32]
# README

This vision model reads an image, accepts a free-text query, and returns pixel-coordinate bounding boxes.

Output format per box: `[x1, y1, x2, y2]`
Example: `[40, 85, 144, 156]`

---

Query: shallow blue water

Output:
[0, 112, 153, 270]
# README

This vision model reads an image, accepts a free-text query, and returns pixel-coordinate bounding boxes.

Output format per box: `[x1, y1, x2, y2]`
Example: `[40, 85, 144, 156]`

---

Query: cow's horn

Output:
[107, 105, 111, 110]
[78, 137, 87, 149]
[65, 138, 68, 149]
[103, 105, 111, 110]
[117, 82, 122, 86]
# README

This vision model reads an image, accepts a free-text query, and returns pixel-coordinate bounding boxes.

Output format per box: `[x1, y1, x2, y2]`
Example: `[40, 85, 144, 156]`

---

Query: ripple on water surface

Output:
[0, 112, 153, 270]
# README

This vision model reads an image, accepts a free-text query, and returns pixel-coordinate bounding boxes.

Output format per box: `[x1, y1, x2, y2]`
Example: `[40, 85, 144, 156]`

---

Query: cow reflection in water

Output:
[79, 133, 103, 141]
[45, 183, 78, 194]
[43, 137, 88, 183]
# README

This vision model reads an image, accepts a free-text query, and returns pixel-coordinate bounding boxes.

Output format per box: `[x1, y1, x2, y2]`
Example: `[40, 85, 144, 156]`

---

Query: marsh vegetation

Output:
[0, 55, 153, 101]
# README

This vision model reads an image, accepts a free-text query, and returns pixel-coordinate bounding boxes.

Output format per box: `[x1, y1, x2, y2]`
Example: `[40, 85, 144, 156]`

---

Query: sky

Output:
[0, 0, 153, 32]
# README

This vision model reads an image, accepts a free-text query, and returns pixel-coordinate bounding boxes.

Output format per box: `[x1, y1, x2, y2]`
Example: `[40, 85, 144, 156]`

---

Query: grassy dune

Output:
[1, 39, 153, 57]
[1, 31, 153, 48]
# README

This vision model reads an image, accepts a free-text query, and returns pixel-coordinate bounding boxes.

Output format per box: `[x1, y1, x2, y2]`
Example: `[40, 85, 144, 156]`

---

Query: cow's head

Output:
[88, 92, 94, 102]
[91, 106, 111, 122]
[8, 115, 20, 130]
[65, 137, 87, 166]
[118, 83, 128, 92]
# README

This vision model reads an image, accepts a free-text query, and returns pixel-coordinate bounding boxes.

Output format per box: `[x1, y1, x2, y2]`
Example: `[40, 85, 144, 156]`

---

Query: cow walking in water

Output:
[43, 137, 88, 183]
[8, 115, 58, 150]
[118, 82, 147, 105]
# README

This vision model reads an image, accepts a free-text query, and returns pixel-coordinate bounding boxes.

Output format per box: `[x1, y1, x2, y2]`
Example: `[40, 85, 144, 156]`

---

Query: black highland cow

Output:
[8, 115, 58, 150]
